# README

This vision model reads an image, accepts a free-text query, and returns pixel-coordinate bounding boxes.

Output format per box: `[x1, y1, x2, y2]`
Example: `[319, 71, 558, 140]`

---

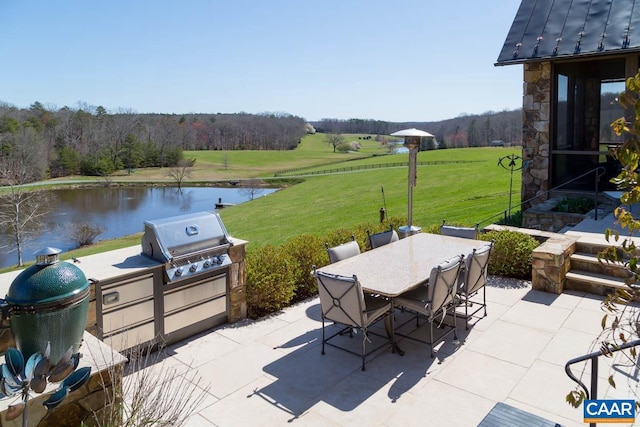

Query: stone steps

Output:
[565, 269, 629, 294]
[565, 240, 633, 295]
[570, 252, 630, 278]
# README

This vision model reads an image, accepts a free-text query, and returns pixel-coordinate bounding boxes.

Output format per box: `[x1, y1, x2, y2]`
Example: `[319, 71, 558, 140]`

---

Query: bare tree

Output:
[239, 179, 265, 201]
[150, 115, 182, 168]
[324, 132, 345, 153]
[166, 159, 195, 189]
[69, 222, 106, 247]
[0, 166, 53, 267]
[0, 128, 53, 266]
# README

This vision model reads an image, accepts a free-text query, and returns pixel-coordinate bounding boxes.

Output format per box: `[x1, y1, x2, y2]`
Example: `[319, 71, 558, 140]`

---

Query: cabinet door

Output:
[163, 274, 227, 334]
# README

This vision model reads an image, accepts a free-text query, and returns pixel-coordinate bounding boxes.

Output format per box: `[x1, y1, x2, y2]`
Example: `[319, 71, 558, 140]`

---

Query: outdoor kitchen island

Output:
[0, 239, 248, 356]
[83, 236, 248, 353]
[0, 212, 249, 425]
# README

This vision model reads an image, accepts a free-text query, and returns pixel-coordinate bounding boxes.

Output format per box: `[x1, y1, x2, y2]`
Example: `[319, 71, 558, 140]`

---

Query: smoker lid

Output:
[142, 211, 232, 261]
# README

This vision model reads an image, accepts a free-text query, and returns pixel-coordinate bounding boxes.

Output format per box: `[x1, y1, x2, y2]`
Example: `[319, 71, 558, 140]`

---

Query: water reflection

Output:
[0, 186, 275, 269]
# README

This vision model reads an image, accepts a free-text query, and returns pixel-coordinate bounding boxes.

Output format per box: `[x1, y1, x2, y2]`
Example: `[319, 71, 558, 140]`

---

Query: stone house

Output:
[496, 0, 640, 207]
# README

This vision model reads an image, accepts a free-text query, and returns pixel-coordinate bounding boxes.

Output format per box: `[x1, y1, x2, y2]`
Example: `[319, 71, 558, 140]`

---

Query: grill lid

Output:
[141, 211, 232, 262]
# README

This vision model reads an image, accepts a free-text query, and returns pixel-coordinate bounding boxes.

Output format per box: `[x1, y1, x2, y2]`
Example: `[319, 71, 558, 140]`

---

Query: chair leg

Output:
[321, 318, 326, 355]
[482, 286, 487, 317]
[361, 332, 366, 371]
[465, 294, 470, 330]
[430, 320, 435, 358]
[452, 305, 459, 344]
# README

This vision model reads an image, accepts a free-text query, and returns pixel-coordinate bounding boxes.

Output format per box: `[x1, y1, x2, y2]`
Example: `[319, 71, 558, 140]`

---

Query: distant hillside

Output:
[311, 109, 522, 148]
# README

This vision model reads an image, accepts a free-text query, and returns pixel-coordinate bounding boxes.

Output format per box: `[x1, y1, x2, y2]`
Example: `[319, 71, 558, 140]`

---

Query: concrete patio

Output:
[132, 275, 638, 427]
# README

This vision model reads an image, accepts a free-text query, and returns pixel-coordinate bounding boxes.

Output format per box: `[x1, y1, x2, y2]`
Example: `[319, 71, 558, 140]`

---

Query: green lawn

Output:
[187, 133, 388, 179]
[218, 146, 521, 248]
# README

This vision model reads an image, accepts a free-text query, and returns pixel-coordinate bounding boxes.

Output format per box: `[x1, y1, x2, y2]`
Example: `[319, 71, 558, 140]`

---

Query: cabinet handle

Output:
[103, 292, 120, 305]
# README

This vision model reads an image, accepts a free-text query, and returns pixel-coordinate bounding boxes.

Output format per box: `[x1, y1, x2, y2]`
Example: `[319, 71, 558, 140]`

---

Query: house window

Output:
[552, 58, 626, 191]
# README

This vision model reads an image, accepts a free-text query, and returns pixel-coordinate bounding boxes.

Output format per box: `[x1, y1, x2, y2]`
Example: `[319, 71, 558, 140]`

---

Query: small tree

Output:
[239, 178, 264, 201]
[324, 132, 344, 153]
[70, 222, 106, 247]
[167, 158, 195, 189]
[0, 151, 53, 267]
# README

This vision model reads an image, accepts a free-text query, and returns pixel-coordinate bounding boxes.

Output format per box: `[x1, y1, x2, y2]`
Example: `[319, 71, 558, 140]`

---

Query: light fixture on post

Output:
[390, 128, 434, 239]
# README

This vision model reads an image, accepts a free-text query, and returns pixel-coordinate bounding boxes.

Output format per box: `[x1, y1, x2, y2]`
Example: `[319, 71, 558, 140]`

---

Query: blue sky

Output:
[0, 0, 524, 122]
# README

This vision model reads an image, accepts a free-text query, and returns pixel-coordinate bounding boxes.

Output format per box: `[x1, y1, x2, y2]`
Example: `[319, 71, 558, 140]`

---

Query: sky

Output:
[0, 0, 525, 123]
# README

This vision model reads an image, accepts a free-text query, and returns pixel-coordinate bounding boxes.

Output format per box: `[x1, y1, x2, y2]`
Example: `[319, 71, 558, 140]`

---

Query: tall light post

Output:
[390, 128, 434, 238]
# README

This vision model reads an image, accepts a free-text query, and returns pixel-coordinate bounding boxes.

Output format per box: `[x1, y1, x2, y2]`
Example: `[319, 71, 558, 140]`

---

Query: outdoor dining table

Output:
[316, 232, 487, 354]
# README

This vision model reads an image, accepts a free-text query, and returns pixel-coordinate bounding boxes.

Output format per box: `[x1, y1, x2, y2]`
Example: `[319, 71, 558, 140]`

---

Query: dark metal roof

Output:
[496, 0, 640, 65]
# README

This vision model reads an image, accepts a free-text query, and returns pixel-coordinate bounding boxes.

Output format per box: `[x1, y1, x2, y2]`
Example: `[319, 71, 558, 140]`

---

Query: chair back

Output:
[315, 271, 366, 328]
[326, 239, 361, 264]
[462, 243, 493, 295]
[367, 227, 399, 249]
[428, 255, 464, 316]
[440, 220, 479, 240]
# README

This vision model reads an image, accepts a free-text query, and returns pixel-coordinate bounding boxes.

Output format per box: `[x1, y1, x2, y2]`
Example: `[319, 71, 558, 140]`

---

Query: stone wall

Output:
[522, 61, 551, 208]
[484, 224, 577, 294]
[522, 196, 588, 232]
[531, 234, 577, 294]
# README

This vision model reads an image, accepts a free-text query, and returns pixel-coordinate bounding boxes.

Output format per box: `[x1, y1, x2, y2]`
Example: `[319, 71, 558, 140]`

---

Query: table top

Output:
[317, 233, 486, 297]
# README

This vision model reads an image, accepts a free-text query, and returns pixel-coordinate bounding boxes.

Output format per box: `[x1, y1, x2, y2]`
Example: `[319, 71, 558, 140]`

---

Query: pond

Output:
[0, 186, 276, 269]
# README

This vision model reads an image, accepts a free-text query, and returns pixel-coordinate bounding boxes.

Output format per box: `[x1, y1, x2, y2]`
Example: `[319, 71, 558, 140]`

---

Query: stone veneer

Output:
[485, 224, 576, 294]
[522, 61, 551, 208]
[227, 241, 247, 322]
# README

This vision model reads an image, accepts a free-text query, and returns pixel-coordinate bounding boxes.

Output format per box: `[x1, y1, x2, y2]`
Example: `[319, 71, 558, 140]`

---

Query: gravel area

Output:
[487, 274, 531, 289]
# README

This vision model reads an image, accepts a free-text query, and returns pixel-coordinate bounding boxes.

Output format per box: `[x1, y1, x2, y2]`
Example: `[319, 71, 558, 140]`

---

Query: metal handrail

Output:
[478, 166, 608, 228]
[565, 338, 640, 427]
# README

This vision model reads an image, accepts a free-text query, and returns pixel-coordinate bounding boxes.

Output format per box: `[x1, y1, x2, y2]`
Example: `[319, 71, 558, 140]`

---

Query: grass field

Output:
[216, 145, 522, 248]
[2, 133, 522, 271]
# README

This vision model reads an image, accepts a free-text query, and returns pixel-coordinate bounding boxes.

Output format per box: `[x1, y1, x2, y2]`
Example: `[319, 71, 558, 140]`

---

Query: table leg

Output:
[385, 306, 404, 356]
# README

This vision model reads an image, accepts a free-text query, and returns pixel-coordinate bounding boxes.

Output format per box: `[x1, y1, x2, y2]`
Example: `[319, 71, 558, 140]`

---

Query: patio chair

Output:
[393, 254, 464, 358]
[440, 220, 479, 240]
[325, 236, 360, 264]
[367, 225, 399, 250]
[457, 242, 493, 330]
[314, 269, 393, 371]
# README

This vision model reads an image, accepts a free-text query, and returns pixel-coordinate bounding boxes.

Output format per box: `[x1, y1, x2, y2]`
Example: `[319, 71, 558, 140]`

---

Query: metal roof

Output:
[496, 0, 640, 65]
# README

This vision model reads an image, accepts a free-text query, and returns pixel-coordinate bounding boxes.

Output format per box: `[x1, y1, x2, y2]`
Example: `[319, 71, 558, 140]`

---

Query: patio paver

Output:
[129, 276, 640, 427]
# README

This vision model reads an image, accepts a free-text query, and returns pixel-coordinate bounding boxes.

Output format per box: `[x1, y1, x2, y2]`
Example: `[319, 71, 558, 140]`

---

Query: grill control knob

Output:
[203, 259, 211, 268]
[211, 256, 219, 265]
[189, 263, 198, 273]
[217, 255, 225, 264]
[175, 267, 184, 277]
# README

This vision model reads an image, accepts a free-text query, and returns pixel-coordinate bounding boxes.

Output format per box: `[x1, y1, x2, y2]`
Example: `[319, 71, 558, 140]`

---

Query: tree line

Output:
[312, 108, 523, 148]
[0, 101, 309, 182]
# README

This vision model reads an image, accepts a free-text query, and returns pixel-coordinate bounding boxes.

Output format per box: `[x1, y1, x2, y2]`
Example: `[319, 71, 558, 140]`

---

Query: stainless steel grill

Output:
[141, 211, 233, 282]
[134, 210, 234, 346]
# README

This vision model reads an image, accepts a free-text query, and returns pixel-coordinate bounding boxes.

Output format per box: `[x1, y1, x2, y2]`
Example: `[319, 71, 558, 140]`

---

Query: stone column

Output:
[227, 239, 248, 322]
[522, 61, 551, 209]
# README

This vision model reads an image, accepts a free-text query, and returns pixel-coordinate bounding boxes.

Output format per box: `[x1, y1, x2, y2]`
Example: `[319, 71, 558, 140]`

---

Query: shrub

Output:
[245, 245, 297, 319]
[70, 222, 106, 246]
[497, 210, 524, 227]
[553, 197, 595, 214]
[282, 234, 327, 302]
[479, 230, 540, 279]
